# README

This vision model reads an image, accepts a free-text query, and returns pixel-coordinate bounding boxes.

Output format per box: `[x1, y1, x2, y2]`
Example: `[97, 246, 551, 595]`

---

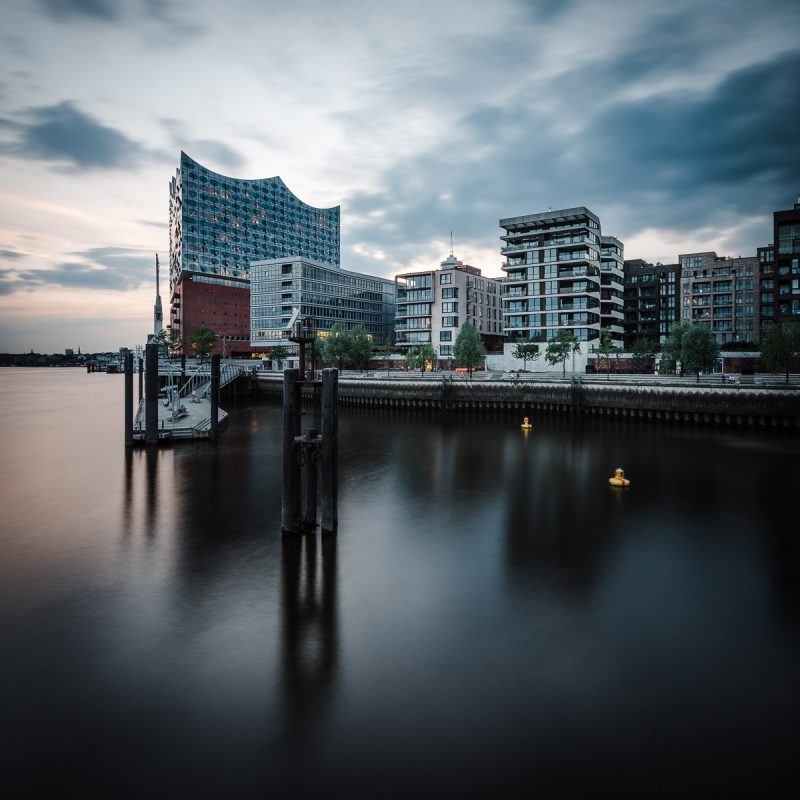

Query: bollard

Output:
[144, 342, 159, 445]
[124, 352, 134, 447]
[210, 354, 220, 444]
[321, 368, 338, 534]
[282, 369, 302, 533]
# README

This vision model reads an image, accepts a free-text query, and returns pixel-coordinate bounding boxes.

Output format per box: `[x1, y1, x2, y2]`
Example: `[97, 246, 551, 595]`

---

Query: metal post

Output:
[138, 357, 143, 403]
[301, 429, 319, 531]
[180, 352, 186, 379]
[144, 342, 159, 445]
[210, 353, 220, 444]
[321, 368, 338, 534]
[282, 369, 302, 533]
[298, 342, 306, 382]
[124, 352, 133, 447]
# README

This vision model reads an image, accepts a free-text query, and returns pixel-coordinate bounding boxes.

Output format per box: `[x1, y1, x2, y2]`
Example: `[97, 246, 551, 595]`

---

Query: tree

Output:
[188, 325, 216, 360]
[317, 324, 350, 370]
[592, 326, 619, 377]
[418, 342, 437, 373]
[316, 324, 373, 370]
[513, 342, 540, 371]
[454, 323, 485, 378]
[660, 321, 719, 382]
[545, 329, 581, 377]
[404, 343, 436, 374]
[760, 321, 800, 384]
[404, 345, 421, 372]
[348, 326, 373, 369]
[270, 343, 290, 369]
[154, 327, 183, 360]
[631, 336, 655, 374]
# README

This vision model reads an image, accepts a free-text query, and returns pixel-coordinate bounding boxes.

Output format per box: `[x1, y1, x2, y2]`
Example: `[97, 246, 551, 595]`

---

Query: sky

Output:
[0, 0, 798, 352]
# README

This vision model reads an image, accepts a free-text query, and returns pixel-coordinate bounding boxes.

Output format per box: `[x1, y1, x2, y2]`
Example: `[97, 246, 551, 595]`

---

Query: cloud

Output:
[0, 248, 26, 260]
[0, 101, 150, 170]
[34, 0, 205, 36]
[0, 246, 154, 293]
[341, 49, 799, 272]
[159, 119, 247, 173]
[36, 0, 119, 21]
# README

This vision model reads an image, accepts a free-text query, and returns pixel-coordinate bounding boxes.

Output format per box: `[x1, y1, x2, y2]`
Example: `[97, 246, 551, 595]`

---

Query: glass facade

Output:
[251, 258, 395, 345]
[500, 207, 620, 345]
[169, 151, 340, 292]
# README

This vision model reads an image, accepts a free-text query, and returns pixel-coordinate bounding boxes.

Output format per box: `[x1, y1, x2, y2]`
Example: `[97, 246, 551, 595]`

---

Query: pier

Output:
[125, 349, 254, 445]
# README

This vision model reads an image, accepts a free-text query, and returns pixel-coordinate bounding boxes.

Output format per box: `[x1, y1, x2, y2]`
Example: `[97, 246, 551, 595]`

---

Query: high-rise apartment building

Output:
[679, 251, 759, 345]
[757, 244, 775, 337]
[168, 152, 340, 355]
[623, 259, 680, 348]
[771, 196, 800, 326]
[250, 257, 395, 348]
[500, 207, 622, 371]
[394, 252, 504, 364]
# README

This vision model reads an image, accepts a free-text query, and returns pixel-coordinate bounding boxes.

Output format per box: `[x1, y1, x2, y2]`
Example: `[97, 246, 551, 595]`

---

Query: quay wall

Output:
[253, 374, 800, 428]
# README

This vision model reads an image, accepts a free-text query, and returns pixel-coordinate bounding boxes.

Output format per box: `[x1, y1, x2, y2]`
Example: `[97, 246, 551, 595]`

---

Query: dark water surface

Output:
[1, 367, 798, 797]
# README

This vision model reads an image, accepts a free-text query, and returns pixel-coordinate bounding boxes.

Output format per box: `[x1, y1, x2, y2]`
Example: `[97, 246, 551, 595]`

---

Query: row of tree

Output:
[513, 320, 800, 382]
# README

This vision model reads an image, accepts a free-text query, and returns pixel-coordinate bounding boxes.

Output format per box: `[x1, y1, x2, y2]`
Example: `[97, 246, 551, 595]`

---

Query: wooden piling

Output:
[282, 369, 302, 533]
[144, 342, 159, 445]
[301, 428, 319, 531]
[124, 352, 133, 448]
[321, 368, 338, 534]
[138, 357, 143, 403]
[210, 354, 220, 444]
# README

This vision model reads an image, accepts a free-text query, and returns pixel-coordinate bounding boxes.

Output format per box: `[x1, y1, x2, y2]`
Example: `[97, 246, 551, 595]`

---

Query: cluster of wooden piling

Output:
[282, 368, 338, 535]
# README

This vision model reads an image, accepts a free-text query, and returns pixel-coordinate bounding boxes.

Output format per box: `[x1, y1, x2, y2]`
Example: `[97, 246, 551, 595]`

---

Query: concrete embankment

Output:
[253, 373, 800, 428]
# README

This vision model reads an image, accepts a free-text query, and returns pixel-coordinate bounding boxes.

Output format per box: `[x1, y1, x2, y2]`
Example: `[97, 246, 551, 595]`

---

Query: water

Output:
[1, 367, 798, 797]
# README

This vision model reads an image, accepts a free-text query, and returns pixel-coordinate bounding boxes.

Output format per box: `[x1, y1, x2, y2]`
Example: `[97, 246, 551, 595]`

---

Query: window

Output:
[442, 316, 458, 327]
[440, 273, 452, 285]
[442, 302, 458, 313]
[439, 331, 452, 342]
[439, 345, 453, 356]
[442, 287, 458, 299]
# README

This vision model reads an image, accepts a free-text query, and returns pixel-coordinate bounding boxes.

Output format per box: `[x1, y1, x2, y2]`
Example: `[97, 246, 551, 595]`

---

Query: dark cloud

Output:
[343, 50, 799, 270]
[35, 0, 205, 36]
[582, 51, 800, 225]
[36, 0, 119, 21]
[0, 246, 153, 293]
[0, 249, 26, 260]
[160, 119, 247, 173]
[183, 140, 246, 172]
[0, 101, 147, 170]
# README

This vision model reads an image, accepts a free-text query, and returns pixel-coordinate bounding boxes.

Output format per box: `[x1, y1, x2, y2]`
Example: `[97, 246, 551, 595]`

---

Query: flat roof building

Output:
[394, 252, 505, 365]
[623, 259, 680, 348]
[250, 257, 395, 349]
[500, 206, 623, 372]
[679, 251, 759, 345]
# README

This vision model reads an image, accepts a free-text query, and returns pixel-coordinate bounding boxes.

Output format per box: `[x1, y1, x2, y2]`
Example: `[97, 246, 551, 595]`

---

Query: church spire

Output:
[153, 253, 163, 337]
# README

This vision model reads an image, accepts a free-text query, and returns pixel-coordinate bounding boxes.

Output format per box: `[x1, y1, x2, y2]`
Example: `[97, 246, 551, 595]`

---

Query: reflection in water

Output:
[281, 533, 338, 739]
[3, 372, 799, 797]
[145, 445, 158, 538]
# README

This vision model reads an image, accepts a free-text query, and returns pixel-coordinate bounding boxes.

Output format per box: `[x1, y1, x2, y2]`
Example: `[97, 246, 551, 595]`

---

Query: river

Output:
[1, 367, 797, 797]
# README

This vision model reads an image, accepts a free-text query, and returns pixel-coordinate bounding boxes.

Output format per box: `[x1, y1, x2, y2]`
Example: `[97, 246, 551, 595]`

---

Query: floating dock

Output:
[132, 394, 228, 442]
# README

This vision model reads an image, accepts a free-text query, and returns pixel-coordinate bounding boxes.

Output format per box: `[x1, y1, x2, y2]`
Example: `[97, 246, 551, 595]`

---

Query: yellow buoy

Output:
[609, 467, 630, 487]
[521, 417, 533, 430]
